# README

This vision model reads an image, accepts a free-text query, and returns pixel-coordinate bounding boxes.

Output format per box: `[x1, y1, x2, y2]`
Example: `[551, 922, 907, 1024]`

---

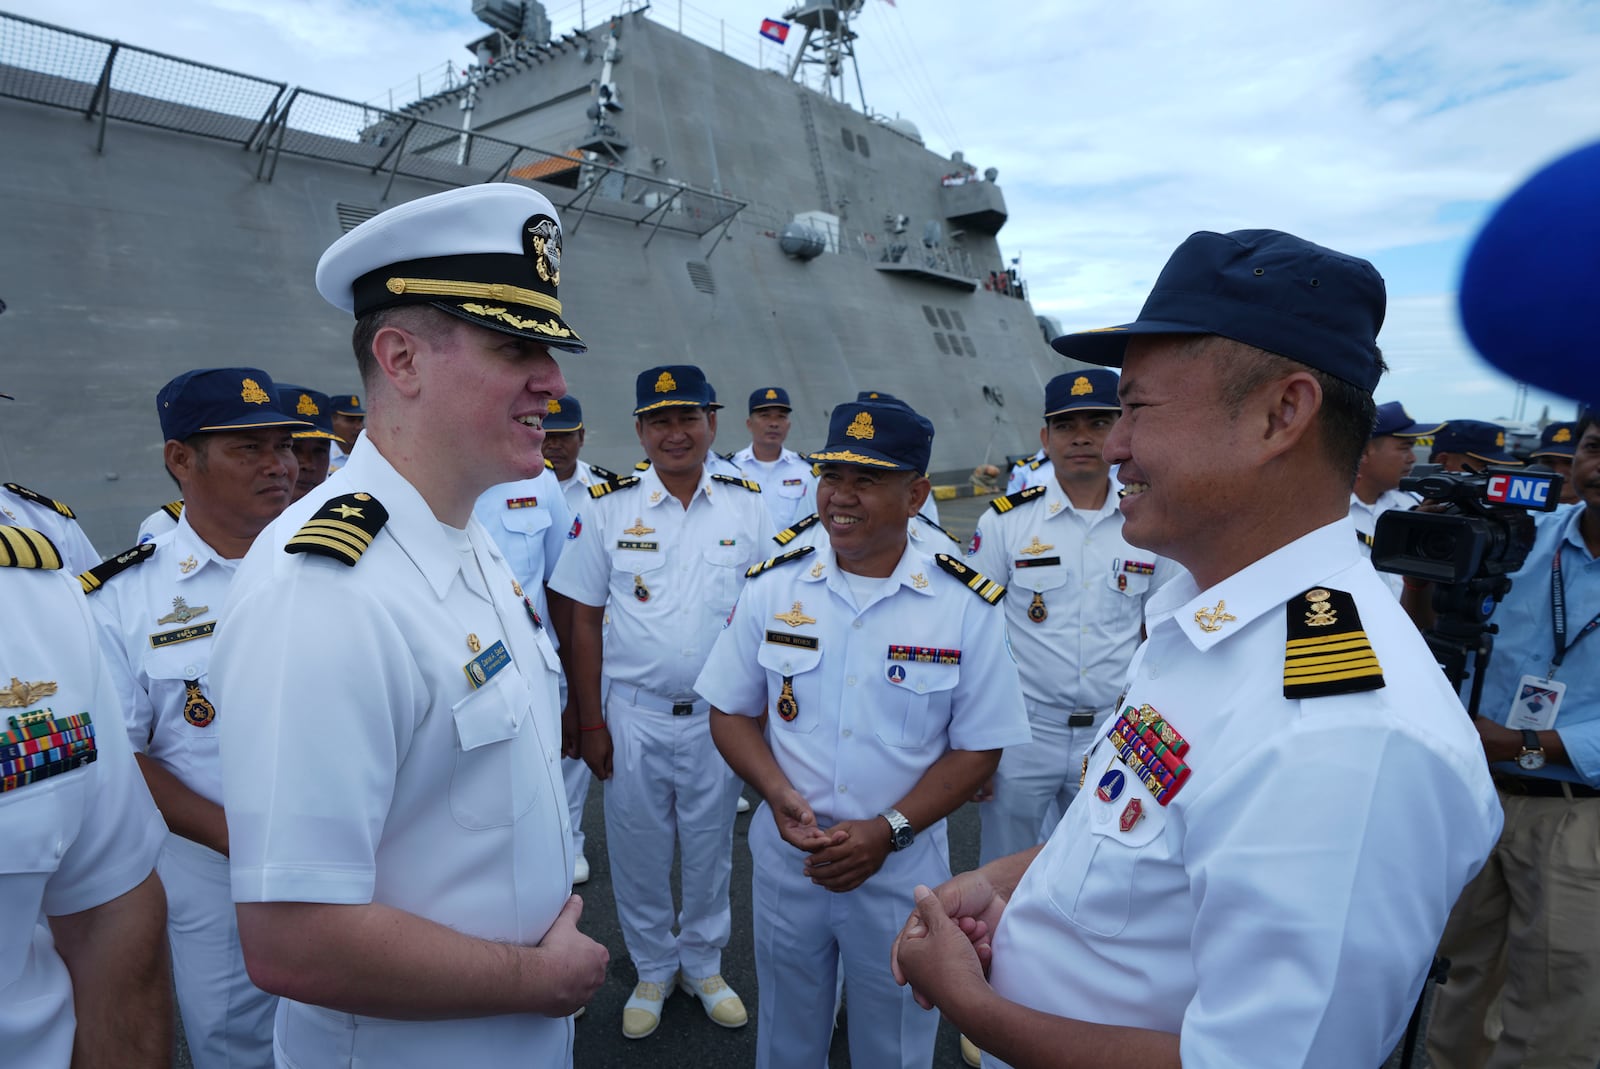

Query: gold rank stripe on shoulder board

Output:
[989, 485, 1047, 514]
[934, 553, 1006, 603]
[746, 544, 816, 579]
[285, 493, 389, 567]
[161, 499, 186, 521]
[4, 481, 75, 518]
[774, 513, 820, 546]
[79, 542, 156, 594]
[0, 526, 63, 570]
[1283, 586, 1385, 698]
[589, 475, 640, 499]
[710, 473, 762, 493]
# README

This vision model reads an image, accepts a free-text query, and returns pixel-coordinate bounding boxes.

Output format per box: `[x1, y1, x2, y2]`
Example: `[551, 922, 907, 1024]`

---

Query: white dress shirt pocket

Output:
[875, 660, 958, 749]
[449, 667, 537, 830]
[1042, 769, 1166, 937]
[703, 544, 747, 610]
[757, 642, 822, 736]
[145, 649, 220, 751]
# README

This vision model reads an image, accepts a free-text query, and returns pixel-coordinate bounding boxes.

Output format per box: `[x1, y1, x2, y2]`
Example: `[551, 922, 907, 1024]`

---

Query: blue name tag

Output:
[463, 640, 512, 690]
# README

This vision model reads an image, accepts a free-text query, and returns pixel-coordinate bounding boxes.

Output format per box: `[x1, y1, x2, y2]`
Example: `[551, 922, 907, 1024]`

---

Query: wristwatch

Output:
[880, 808, 915, 851]
[1518, 729, 1547, 771]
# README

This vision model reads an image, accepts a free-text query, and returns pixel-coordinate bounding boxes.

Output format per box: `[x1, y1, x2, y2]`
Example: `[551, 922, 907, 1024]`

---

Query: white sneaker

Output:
[573, 854, 590, 885]
[736, 794, 751, 814]
[677, 971, 748, 1028]
[622, 980, 667, 1039]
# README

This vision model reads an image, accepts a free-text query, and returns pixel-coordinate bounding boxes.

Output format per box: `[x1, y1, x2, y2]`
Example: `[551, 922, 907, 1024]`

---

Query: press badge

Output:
[1505, 676, 1566, 732]
[463, 640, 512, 690]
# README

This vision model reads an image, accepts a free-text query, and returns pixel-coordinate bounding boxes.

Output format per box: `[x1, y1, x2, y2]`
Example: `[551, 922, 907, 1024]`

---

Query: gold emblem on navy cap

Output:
[845, 412, 875, 440]
[1070, 375, 1092, 396]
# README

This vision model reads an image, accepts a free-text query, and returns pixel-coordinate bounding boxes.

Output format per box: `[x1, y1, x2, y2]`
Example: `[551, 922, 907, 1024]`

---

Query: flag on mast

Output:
[759, 17, 790, 43]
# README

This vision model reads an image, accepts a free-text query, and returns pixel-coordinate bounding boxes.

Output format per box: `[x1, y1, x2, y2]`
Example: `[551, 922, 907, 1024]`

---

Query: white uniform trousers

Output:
[158, 833, 277, 1069]
[749, 806, 946, 1069]
[978, 699, 1105, 867]
[602, 685, 741, 983]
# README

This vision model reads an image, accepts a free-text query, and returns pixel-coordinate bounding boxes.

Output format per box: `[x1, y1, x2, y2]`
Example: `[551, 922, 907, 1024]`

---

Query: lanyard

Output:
[1551, 548, 1600, 670]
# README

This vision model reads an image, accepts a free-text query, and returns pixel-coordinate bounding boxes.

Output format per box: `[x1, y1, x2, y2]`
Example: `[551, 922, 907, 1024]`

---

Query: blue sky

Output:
[9, 0, 1594, 425]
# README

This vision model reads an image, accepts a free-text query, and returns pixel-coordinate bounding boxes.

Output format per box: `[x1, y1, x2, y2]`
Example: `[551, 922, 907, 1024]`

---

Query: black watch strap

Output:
[1522, 729, 1543, 753]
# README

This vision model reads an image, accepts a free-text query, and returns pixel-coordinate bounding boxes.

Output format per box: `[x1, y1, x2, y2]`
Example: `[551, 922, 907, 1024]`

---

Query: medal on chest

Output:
[633, 574, 651, 602]
[1027, 590, 1047, 623]
[183, 679, 216, 727]
[776, 675, 799, 721]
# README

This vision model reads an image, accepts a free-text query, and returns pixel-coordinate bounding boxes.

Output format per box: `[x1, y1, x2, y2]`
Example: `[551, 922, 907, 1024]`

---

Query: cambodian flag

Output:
[760, 18, 790, 43]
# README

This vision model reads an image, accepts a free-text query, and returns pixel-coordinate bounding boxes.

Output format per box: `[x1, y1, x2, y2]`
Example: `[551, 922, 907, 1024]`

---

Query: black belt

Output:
[1068, 711, 1096, 727]
[1493, 773, 1600, 799]
[672, 702, 694, 717]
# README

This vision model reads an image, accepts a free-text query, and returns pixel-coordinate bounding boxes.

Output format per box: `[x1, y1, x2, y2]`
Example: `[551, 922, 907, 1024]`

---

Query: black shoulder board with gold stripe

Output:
[1283, 586, 1385, 699]
[745, 545, 815, 579]
[774, 513, 820, 545]
[989, 485, 1047, 514]
[914, 513, 961, 545]
[0, 526, 63, 570]
[79, 542, 155, 593]
[543, 458, 554, 470]
[4, 482, 75, 518]
[161, 500, 186, 522]
[589, 475, 640, 499]
[285, 493, 388, 567]
[935, 553, 1005, 603]
[634, 460, 652, 471]
[588, 463, 620, 482]
[711, 473, 761, 493]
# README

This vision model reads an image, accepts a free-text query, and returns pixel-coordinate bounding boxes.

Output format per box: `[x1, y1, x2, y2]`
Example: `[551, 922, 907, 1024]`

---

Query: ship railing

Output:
[0, 9, 746, 246]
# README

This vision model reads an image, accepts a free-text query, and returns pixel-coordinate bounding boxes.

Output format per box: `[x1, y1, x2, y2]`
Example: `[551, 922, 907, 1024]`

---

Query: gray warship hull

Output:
[1, 6, 1068, 549]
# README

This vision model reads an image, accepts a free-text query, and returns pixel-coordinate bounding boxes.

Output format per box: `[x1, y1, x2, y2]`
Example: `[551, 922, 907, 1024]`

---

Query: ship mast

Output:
[783, 0, 868, 110]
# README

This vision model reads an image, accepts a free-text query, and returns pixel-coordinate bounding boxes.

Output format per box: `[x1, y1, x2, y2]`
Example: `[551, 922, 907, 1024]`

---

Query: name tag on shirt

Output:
[463, 640, 512, 689]
[148, 621, 217, 648]
[1506, 675, 1565, 731]
[617, 540, 659, 551]
[765, 631, 819, 650]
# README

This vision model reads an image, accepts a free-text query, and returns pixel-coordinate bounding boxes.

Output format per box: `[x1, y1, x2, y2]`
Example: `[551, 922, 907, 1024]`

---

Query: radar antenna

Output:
[783, 0, 868, 110]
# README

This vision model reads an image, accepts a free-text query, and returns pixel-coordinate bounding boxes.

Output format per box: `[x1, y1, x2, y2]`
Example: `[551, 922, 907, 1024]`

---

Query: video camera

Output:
[1372, 465, 1563, 584]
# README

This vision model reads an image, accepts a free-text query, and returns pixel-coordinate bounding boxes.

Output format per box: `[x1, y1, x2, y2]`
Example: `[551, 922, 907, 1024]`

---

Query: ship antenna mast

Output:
[783, 0, 868, 110]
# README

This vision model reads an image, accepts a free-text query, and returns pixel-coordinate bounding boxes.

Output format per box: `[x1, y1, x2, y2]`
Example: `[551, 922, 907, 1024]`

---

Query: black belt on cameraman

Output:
[1492, 772, 1600, 799]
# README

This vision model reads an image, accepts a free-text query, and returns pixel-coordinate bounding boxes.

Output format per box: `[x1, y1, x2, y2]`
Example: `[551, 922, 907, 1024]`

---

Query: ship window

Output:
[857, 134, 870, 158]
[933, 332, 951, 355]
[950, 309, 966, 332]
[922, 305, 939, 327]
[961, 336, 978, 358]
[842, 129, 856, 151]
[936, 308, 953, 330]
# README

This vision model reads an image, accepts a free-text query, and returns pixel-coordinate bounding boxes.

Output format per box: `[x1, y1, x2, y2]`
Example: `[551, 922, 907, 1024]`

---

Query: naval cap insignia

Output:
[547, 398, 562, 413]
[523, 214, 562, 285]
[655, 371, 677, 394]
[1071, 375, 1092, 396]
[296, 393, 320, 416]
[765, 388, 778, 399]
[240, 378, 270, 404]
[1495, 431, 1505, 446]
[845, 412, 875, 440]
[1554, 427, 1572, 443]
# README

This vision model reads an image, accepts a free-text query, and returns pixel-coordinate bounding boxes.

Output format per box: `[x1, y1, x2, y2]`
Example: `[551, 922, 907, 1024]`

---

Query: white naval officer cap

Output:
[314, 183, 586, 353]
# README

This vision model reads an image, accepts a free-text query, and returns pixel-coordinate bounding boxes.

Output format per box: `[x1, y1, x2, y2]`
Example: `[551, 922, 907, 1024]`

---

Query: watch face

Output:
[1519, 751, 1546, 771]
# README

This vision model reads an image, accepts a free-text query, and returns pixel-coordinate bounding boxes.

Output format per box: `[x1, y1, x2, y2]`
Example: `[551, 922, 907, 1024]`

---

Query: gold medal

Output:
[776, 676, 799, 721]
[634, 574, 651, 602]
[1027, 590, 1047, 623]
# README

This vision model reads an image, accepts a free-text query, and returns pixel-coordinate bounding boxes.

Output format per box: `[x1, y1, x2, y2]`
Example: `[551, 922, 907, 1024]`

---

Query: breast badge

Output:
[157, 596, 209, 626]
[1020, 536, 1054, 556]
[1027, 591, 1047, 623]
[777, 676, 799, 721]
[0, 677, 58, 708]
[1120, 798, 1146, 832]
[773, 602, 816, 627]
[886, 664, 906, 685]
[182, 680, 216, 727]
[624, 518, 655, 536]
[633, 574, 651, 602]
[1095, 767, 1125, 803]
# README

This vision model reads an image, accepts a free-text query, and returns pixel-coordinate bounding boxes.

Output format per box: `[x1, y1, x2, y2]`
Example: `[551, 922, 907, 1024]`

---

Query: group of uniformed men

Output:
[1, 184, 1594, 1069]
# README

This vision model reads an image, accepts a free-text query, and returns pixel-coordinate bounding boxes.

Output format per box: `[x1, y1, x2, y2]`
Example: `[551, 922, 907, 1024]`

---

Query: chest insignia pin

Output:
[1120, 798, 1146, 833]
[1027, 590, 1047, 623]
[1020, 536, 1055, 556]
[183, 679, 216, 727]
[634, 574, 651, 602]
[624, 518, 655, 537]
[157, 596, 209, 626]
[467, 633, 481, 654]
[776, 676, 799, 721]
[0, 677, 58, 708]
[773, 602, 816, 627]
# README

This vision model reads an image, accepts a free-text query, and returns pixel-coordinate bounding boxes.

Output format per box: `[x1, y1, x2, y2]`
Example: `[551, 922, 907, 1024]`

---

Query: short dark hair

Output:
[350, 305, 455, 386]
[1577, 410, 1595, 445]
[1208, 338, 1382, 484]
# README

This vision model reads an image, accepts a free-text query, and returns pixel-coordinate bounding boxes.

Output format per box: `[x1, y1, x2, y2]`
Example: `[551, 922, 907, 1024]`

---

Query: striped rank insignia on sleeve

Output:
[711, 473, 762, 493]
[934, 553, 1005, 603]
[746, 545, 816, 579]
[988, 485, 1046, 514]
[1283, 586, 1385, 698]
[588, 475, 640, 499]
[161, 500, 186, 522]
[79, 542, 155, 593]
[4, 482, 75, 518]
[774, 513, 820, 545]
[285, 493, 388, 567]
[0, 526, 63, 570]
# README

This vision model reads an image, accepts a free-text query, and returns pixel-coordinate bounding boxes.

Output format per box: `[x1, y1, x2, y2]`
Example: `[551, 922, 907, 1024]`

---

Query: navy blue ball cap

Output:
[1044, 369, 1120, 418]
[809, 400, 933, 474]
[544, 394, 583, 432]
[316, 183, 585, 354]
[330, 393, 364, 417]
[749, 386, 792, 412]
[635, 365, 713, 415]
[274, 384, 342, 441]
[1371, 401, 1441, 439]
[1530, 421, 1577, 460]
[1432, 419, 1520, 465]
[1050, 229, 1387, 392]
[157, 368, 312, 441]
[856, 389, 904, 405]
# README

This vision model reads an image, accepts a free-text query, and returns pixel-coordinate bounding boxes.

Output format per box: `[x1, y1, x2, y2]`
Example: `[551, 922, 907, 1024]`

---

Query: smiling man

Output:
[698, 398, 1028, 1069]
[208, 185, 608, 1068]
[966, 368, 1182, 873]
[891, 229, 1502, 1069]
[549, 364, 769, 1041]
[732, 386, 817, 530]
[84, 366, 308, 1069]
